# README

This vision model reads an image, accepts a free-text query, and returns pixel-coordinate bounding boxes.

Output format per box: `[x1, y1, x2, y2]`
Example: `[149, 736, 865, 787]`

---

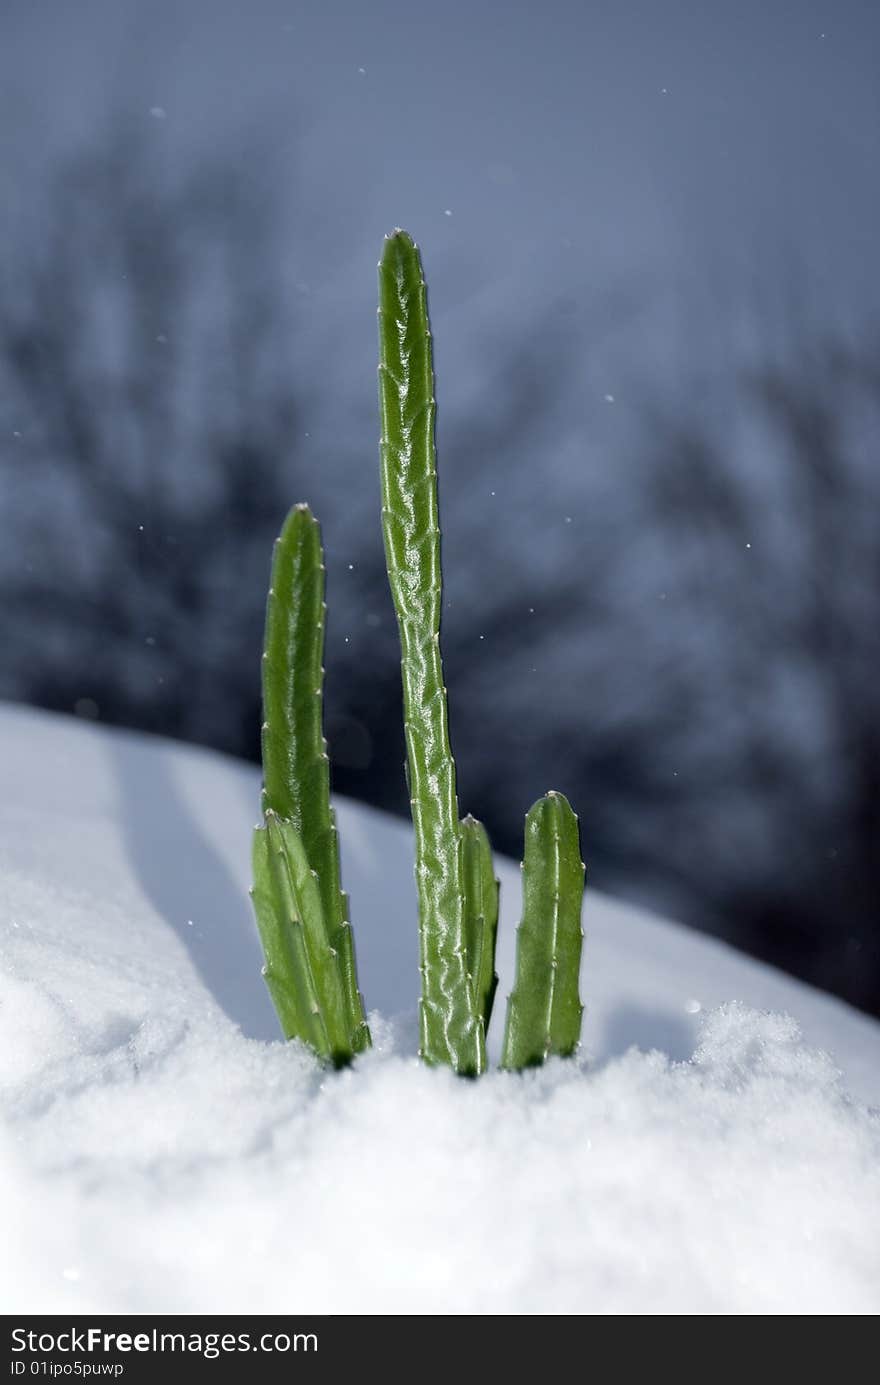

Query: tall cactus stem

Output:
[377, 229, 484, 1075]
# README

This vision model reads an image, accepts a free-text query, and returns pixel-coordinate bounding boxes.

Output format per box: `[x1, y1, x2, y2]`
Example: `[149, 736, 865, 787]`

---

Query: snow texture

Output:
[1, 704, 879, 1314]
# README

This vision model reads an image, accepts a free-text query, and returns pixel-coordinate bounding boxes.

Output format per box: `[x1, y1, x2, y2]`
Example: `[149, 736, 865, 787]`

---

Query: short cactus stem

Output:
[501, 792, 586, 1071]
[461, 814, 500, 1036]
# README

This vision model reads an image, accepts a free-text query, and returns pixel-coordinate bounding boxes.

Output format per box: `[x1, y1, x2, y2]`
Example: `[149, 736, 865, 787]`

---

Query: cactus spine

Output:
[377, 230, 485, 1075]
[252, 504, 370, 1063]
[501, 792, 585, 1070]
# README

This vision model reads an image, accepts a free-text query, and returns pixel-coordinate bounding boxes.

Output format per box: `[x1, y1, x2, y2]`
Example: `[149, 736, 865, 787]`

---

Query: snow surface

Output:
[1, 703, 879, 1314]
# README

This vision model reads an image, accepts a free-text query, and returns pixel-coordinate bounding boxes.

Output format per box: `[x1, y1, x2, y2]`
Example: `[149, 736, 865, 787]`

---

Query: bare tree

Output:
[0, 130, 306, 752]
[451, 331, 880, 1013]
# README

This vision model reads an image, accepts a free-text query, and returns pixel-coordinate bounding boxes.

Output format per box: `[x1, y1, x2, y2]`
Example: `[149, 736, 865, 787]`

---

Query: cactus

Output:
[501, 792, 585, 1071]
[461, 814, 499, 1034]
[249, 230, 587, 1077]
[251, 504, 370, 1062]
[377, 229, 485, 1075]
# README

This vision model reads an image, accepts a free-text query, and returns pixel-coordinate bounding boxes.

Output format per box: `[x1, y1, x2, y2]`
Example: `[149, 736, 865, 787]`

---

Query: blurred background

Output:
[1, 0, 878, 1015]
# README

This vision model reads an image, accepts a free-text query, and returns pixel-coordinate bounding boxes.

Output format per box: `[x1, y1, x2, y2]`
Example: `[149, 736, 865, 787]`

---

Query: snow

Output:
[2, 702, 879, 1314]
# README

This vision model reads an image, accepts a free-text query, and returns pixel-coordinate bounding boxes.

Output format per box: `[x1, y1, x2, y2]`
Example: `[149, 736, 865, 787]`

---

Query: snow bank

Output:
[1, 704, 878, 1313]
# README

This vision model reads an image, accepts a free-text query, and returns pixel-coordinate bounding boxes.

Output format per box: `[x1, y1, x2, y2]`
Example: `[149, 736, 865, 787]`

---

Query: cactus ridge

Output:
[378, 230, 484, 1076]
[501, 791, 586, 1071]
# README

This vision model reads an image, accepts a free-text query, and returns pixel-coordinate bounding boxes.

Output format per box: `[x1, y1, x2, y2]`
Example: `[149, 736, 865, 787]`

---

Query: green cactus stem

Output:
[461, 814, 499, 1034]
[253, 504, 370, 1060]
[501, 792, 585, 1070]
[251, 821, 328, 1055]
[377, 229, 484, 1075]
[252, 810, 356, 1064]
